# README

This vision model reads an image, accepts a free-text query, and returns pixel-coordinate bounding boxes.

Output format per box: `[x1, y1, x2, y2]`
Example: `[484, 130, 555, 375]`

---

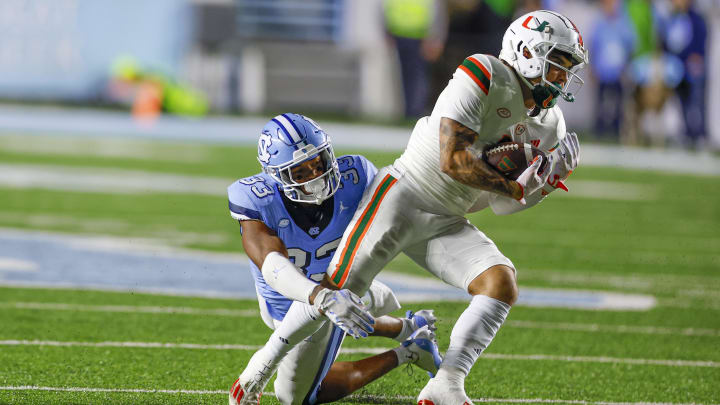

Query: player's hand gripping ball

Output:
[483, 142, 547, 180]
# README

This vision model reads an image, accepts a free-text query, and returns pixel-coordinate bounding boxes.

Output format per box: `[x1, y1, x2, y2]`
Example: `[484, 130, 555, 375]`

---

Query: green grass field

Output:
[1, 133, 719, 404]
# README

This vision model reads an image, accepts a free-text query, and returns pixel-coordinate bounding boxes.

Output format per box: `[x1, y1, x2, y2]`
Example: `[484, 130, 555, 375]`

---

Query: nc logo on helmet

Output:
[258, 132, 276, 164]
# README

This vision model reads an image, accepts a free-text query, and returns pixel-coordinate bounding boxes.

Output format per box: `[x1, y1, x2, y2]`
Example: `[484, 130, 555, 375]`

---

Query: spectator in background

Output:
[624, 0, 680, 146]
[589, 0, 636, 138]
[657, 0, 708, 148]
[383, 0, 448, 118]
[428, 0, 511, 107]
[626, 0, 657, 56]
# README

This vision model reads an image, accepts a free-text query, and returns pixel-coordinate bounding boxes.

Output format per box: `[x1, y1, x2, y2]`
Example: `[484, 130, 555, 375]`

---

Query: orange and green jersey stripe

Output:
[458, 56, 491, 95]
[330, 174, 398, 288]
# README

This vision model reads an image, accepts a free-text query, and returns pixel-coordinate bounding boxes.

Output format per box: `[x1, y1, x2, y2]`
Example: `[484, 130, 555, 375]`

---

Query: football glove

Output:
[515, 155, 551, 205]
[313, 288, 375, 339]
[542, 132, 580, 194]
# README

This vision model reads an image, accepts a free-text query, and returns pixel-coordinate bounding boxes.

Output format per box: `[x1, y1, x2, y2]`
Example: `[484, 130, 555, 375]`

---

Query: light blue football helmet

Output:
[257, 113, 340, 205]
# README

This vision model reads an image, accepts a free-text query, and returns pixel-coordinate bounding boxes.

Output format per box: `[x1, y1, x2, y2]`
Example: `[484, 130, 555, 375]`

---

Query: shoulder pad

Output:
[458, 54, 494, 96]
[227, 174, 278, 221]
[336, 154, 356, 170]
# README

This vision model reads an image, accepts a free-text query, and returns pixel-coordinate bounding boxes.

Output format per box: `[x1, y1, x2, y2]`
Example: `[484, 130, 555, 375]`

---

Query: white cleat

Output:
[416, 377, 473, 405]
[228, 378, 261, 405]
[402, 326, 442, 376]
[229, 346, 277, 405]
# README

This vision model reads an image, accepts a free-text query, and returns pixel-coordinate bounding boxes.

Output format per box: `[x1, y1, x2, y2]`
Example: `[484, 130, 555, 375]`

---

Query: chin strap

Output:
[520, 74, 569, 117]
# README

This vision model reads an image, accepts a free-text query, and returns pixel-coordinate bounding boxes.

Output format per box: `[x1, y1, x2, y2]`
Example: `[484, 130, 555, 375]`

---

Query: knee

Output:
[467, 265, 518, 306]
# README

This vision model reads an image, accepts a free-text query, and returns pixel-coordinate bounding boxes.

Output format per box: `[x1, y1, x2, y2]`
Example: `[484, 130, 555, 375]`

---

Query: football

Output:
[483, 141, 547, 180]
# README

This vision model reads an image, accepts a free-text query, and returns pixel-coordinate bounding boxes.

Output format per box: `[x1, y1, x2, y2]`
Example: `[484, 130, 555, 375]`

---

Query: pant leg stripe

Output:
[303, 326, 344, 405]
[330, 174, 397, 287]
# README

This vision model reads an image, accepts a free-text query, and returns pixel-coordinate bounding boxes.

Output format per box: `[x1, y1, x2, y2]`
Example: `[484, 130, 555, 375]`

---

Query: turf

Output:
[1, 134, 719, 404]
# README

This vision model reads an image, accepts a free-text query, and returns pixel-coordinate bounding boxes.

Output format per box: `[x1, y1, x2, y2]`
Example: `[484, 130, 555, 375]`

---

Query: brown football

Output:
[483, 141, 548, 180]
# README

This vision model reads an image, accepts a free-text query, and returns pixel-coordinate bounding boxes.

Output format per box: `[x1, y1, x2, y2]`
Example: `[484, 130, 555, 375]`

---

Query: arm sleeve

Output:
[262, 251, 318, 304]
[433, 54, 491, 138]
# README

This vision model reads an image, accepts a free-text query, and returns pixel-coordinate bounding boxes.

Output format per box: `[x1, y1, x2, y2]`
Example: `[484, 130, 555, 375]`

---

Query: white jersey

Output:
[395, 54, 565, 216]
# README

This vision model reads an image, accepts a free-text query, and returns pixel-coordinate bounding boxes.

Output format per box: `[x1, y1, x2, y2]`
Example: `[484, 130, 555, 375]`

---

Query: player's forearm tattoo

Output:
[438, 118, 521, 199]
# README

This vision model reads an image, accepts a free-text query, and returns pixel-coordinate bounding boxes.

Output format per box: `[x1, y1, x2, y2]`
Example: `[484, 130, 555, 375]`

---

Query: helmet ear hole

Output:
[523, 47, 532, 59]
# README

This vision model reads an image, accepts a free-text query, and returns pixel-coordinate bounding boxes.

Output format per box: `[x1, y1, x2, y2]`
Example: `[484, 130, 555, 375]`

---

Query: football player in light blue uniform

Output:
[227, 113, 441, 405]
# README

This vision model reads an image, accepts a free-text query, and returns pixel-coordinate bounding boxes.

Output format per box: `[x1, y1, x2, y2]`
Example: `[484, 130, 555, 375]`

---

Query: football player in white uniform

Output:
[236, 11, 587, 404]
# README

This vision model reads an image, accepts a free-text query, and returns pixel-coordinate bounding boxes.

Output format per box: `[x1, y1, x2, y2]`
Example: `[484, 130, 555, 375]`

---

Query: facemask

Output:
[532, 83, 561, 109]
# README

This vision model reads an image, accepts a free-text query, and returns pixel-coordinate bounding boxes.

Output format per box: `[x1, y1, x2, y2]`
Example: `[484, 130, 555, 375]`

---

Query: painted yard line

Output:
[507, 320, 720, 337]
[0, 386, 716, 405]
[6, 301, 716, 337]
[0, 163, 653, 201]
[661, 299, 720, 311]
[0, 340, 263, 351]
[0, 302, 258, 317]
[519, 269, 720, 293]
[481, 353, 718, 368]
[2, 340, 717, 368]
[0, 163, 233, 196]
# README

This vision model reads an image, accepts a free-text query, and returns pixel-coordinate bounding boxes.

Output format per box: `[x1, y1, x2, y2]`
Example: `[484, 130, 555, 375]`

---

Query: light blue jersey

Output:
[227, 155, 377, 321]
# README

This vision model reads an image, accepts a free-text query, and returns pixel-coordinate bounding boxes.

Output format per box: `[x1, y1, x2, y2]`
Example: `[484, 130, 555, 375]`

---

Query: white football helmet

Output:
[500, 10, 589, 104]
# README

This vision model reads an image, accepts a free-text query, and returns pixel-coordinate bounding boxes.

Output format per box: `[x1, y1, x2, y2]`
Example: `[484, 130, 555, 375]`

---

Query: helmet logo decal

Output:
[258, 132, 275, 163]
[522, 15, 550, 33]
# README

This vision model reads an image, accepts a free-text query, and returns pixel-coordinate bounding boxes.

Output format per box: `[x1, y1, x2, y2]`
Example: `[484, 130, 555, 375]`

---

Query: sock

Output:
[240, 301, 325, 391]
[434, 366, 466, 386]
[441, 295, 511, 378]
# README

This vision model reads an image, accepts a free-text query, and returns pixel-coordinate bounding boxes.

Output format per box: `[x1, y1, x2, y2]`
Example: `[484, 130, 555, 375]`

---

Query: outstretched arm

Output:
[241, 220, 323, 304]
[241, 220, 374, 338]
[438, 117, 524, 200]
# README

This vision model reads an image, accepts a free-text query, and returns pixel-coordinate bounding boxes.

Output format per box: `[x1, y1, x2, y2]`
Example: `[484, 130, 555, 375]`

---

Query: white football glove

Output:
[515, 155, 551, 205]
[313, 288, 375, 339]
[542, 132, 580, 194]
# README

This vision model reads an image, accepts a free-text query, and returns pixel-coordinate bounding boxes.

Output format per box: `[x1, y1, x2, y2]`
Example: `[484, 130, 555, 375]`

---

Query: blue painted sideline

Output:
[0, 229, 655, 310]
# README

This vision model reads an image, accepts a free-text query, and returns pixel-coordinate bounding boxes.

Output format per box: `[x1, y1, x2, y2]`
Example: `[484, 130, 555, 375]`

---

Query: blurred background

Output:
[0, 0, 718, 150]
[1, 3, 720, 403]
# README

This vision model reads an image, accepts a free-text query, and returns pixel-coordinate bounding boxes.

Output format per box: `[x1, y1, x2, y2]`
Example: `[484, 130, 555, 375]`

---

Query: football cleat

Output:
[417, 377, 473, 405]
[402, 326, 442, 377]
[228, 378, 261, 405]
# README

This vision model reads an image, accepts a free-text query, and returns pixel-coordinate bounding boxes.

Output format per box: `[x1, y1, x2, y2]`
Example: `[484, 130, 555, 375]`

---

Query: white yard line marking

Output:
[0, 258, 37, 272]
[507, 320, 720, 337]
[1, 340, 717, 368]
[0, 386, 225, 395]
[0, 386, 716, 405]
[6, 301, 717, 337]
[0, 163, 656, 201]
[0, 164, 233, 196]
[0, 340, 263, 351]
[480, 353, 719, 368]
[0, 302, 257, 317]
[553, 180, 658, 201]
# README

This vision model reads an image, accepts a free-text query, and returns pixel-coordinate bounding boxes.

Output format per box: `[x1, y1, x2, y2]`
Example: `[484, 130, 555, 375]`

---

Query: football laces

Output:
[486, 143, 519, 156]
